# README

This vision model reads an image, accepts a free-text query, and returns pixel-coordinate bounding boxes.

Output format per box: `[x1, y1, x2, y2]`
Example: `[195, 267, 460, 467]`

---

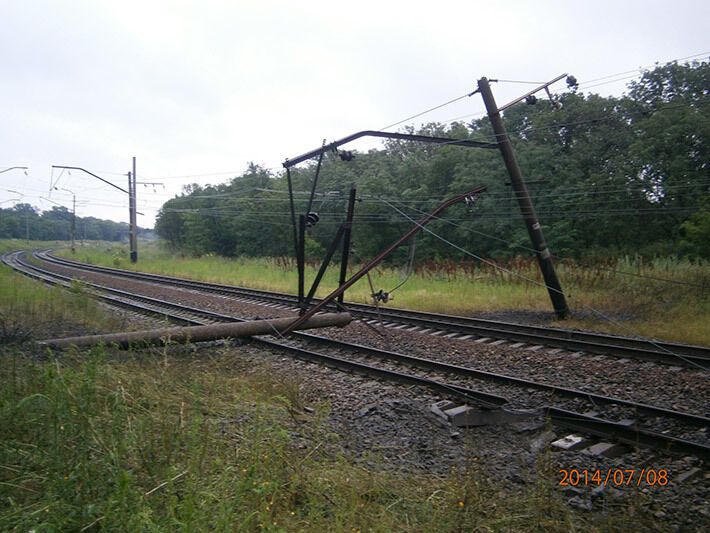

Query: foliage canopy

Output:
[154, 60, 710, 261]
[0, 203, 144, 243]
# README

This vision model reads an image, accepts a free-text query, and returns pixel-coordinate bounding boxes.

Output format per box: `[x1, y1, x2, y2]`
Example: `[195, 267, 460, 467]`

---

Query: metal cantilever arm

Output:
[283, 130, 497, 168]
[280, 185, 487, 335]
[51, 166, 128, 194]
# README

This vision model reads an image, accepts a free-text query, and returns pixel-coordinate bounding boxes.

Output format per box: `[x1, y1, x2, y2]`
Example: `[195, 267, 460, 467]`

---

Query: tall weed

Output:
[0, 349, 635, 531]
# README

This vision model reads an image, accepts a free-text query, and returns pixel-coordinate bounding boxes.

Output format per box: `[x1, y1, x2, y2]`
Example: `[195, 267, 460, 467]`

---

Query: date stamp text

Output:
[559, 468, 669, 487]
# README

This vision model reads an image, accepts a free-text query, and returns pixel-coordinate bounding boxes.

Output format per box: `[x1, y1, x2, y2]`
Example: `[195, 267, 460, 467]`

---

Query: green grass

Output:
[0, 348, 659, 532]
[560, 256, 710, 345]
[58, 242, 710, 346]
[0, 240, 681, 530]
[0, 239, 73, 255]
[0, 261, 121, 345]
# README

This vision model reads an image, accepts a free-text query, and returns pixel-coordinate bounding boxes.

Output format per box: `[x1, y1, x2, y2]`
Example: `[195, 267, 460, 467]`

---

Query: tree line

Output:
[0, 203, 141, 243]
[155, 60, 710, 262]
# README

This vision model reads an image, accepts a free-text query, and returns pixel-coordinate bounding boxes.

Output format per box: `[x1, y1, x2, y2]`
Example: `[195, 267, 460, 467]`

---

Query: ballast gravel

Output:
[30, 256, 710, 530]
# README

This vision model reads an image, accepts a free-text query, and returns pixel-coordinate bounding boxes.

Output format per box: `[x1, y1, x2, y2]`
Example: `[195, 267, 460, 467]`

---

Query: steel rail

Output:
[256, 337, 508, 409]
[6, 251, 709, 459]
[22, 250, 710, 428]
[546, 407, 709, 459]
[5, 251, 505, 409]
[346, 309, 710, 369]
[3, 252, 233, 326]
[290, 331, 710, 428]
[37, 251, 710, 368]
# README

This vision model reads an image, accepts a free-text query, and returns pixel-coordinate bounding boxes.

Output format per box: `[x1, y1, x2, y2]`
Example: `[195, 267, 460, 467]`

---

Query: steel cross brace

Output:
[281, 185, 486, 335]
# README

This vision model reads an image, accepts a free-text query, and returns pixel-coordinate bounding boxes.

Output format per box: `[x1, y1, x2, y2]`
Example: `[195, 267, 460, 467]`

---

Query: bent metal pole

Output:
[280, 186, 486, 336]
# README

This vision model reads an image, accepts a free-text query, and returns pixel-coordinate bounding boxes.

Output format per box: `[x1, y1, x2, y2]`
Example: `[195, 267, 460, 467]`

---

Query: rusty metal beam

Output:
[283, 130, 497, 168]
[280, 186, 486, 335]
[39, 312, 352, 350]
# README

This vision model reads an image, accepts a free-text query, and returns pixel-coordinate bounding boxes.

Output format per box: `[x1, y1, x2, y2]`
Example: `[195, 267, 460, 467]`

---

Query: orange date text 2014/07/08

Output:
[558, 468, 670, 487]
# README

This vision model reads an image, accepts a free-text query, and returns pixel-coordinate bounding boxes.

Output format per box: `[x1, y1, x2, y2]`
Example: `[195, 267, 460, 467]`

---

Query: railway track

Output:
[33, 250, 710, 370]
[1, 251, 236, 326]
[4, 249, 709, 461]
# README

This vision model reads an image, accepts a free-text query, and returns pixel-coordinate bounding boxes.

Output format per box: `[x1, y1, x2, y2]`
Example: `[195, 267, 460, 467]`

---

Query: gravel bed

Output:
[34, 258, 708, 413]
[209, 340, 708, 531]
[29, 257, 710, 529]
[318, 321, 709, 416]
[32, 257, 708, 416]
[276, 331, 710, 448]
[30, 259, 297, 321]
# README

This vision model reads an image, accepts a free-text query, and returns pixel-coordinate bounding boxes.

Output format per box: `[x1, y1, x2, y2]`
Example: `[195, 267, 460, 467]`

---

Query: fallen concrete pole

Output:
[39, 313, 352, 351]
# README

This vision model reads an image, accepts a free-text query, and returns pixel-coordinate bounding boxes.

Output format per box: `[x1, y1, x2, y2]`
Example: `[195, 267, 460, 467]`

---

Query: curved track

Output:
[36, 250, 710, 369]
[4, 249, 709, 460]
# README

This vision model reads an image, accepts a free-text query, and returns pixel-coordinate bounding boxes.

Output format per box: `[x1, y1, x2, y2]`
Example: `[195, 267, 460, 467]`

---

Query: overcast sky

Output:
[1, 0, 708, 228]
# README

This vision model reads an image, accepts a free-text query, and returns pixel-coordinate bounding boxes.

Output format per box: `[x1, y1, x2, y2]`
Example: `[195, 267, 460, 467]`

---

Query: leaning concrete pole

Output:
[478, 77, 569, 319]
[40, 313, 352, 350]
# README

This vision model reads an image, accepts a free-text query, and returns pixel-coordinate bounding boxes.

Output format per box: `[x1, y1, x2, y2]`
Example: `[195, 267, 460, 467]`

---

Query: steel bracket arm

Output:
[51, 166, 129, 194]
[283, 130, 497, 168]
[280, 185, 487, 335]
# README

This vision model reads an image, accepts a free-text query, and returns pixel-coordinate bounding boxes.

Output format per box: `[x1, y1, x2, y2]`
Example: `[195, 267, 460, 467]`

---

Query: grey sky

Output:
[1, 0, 708, 228]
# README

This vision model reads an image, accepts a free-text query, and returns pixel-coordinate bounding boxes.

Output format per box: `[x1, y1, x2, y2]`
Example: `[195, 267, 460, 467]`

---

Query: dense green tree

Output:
[154, 60, 709, 263]
[0, 203, 134, 242]
[681, 196, 710, 258]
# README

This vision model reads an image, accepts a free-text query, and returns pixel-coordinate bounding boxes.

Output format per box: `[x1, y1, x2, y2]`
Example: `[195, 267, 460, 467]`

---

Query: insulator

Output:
[566, 75, 578, 89]
[543, 87, 562, 110]
[464, 193, 480, 208]
[525, 95, 537, 105]
[372, 289, 390, 303]
[306, 212, 320, 227]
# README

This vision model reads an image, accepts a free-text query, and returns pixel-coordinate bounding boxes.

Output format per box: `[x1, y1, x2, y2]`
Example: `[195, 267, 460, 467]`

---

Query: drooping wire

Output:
[345, 242, 391, 344]
[387, 236, 417, 296]
[380, 90, 479, 131]
[382, 198, 707, 371]
[495, 79, 546, 85]
[397, 199, 709, 290]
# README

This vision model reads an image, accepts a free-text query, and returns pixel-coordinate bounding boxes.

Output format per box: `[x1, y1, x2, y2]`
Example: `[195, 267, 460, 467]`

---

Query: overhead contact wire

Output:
[383, 199, 706, 371]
